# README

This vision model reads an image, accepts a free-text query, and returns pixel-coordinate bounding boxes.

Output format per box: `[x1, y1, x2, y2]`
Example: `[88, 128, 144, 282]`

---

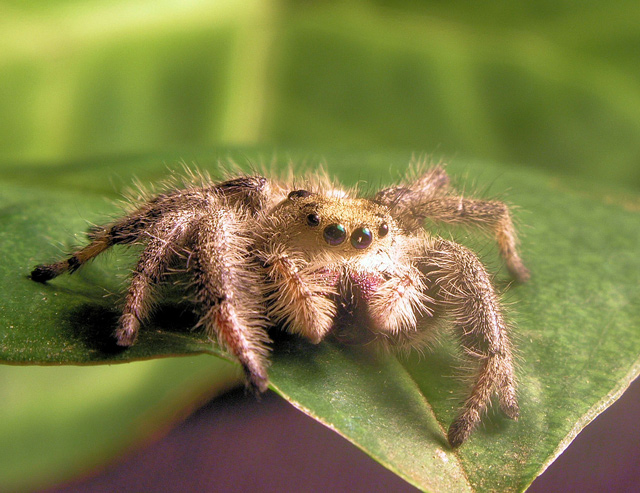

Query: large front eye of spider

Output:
[350, 226, 373, 249]
[323, 223, 347, 246]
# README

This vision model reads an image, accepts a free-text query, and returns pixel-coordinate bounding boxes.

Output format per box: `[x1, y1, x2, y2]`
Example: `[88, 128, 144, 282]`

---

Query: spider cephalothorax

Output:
[31, 164, 528, 447]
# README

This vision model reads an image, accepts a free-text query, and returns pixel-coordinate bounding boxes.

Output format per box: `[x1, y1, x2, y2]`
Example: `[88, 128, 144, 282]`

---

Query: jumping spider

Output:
[31, 164, 529, 447]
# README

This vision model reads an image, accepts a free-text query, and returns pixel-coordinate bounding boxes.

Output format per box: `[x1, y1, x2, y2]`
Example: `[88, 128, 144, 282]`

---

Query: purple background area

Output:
[50, 376, 640, 492]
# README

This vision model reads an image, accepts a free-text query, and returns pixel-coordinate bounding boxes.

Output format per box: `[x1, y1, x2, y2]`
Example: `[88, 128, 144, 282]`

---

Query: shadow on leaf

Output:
[66, 301, 200, 358]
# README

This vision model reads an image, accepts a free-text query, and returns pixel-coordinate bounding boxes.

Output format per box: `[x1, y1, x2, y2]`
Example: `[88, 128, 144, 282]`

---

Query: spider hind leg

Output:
[30, 236, 112, 282]
[30, 205, 162, 283]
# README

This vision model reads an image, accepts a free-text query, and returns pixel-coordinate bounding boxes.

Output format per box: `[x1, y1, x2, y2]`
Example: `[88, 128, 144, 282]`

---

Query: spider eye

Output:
[288, 190, 312, 199]
[350, 227, 373, 249]
[306, 213, 320, 227]
[323, 224, 347, 246]
[378, 222, 389, 238]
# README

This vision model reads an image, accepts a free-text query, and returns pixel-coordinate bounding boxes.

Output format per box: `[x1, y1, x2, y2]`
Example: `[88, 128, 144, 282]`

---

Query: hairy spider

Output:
[31, 164, 529, 447]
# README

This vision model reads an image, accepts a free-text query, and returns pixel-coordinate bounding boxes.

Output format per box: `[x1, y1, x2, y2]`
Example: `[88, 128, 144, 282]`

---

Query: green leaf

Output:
[1, 149, 639, 492]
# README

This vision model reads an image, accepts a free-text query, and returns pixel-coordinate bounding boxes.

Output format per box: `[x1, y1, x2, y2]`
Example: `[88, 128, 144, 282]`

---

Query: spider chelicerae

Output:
[31, 164, 529, 447]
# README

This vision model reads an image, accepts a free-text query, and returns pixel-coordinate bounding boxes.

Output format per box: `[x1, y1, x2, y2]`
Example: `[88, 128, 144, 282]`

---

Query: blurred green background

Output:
[2, 0, 640, 490]
[1, 0, 639, 189]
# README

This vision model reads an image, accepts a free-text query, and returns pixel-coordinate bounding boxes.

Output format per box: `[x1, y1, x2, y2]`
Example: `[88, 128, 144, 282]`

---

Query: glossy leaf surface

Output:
[1, 150, 638, 491]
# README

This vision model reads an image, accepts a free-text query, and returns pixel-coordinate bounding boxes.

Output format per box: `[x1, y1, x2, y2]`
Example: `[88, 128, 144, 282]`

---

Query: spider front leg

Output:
[189, 212, 270, 393]
[262, 250, 338, 344]
[423, 239, 519, 447]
